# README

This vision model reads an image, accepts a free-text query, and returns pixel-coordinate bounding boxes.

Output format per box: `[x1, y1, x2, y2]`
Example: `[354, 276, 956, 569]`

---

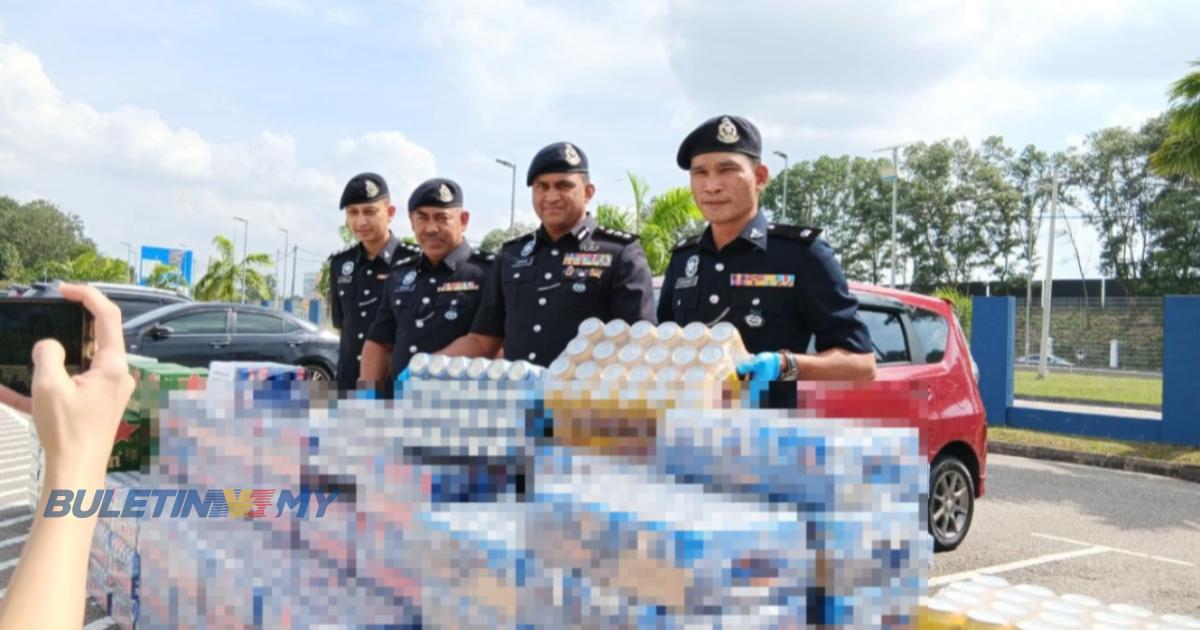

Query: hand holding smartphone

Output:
[0, 297, 95, 398]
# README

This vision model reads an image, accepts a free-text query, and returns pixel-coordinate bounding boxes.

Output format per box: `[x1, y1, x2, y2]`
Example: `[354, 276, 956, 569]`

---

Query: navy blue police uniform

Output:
[327, 172, 421, 390]
[469, 142, 656, 367]
[366, 178, 493, 378]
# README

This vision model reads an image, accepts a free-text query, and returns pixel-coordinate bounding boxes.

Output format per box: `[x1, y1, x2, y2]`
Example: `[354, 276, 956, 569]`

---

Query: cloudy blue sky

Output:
[1, 0, 1197, 285]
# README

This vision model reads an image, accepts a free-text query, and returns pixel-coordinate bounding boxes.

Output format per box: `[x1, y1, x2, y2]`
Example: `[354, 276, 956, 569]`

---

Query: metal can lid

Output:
[629, 320, 656, 340]
[408, 353, 431, 375]
[486, 359, 511, 380]
[426, 354, 450, 376]
[466, 357, 490, 379]
[446, 356, 470, 378]
[603, 319, 629, 338]
[600, 364, 625, 381]
[698, 345, 725, 365]
[655, 321, 681, 341]
[644, 345, 670, 365]
[573, 362, 598, 380]
[577, 317, 604, 337]
[592, 341, 616, 361]
[671, 346, 697, 365]
[710, 322, 737, 342]
[565, 338, 591, 357]
[507, 361, 531, 381]
[548, 357, 572, 378]
[682, 321, 708, 341]
[618, 344, 643, 364]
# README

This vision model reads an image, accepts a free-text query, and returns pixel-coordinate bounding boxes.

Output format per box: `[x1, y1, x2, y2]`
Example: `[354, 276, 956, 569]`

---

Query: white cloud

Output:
[249, 0, 361, 25]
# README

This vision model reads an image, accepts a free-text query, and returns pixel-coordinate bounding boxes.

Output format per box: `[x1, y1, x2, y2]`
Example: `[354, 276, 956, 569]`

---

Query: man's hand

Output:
[736, 352, 782, 381]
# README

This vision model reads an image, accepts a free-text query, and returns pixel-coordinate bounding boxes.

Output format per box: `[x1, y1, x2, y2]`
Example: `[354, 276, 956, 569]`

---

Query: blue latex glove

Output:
[736, 352, 782, 381]
[396, 367, 411, 383]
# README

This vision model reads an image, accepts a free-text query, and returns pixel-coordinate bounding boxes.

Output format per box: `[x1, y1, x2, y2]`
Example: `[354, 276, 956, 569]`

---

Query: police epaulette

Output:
[673, 234, 702, 250]
[502, 232, 537, 248]
[328, 244, 355, 260]
[592, 225, 638, 244]
[470, 250, 497, 265]
[397, 240, 422, 255]
[768, 224, 822, 242]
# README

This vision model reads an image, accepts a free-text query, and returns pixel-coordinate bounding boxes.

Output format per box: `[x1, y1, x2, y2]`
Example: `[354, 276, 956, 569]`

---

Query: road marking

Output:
[0, 514, 32, 529]
[0, 449, 29, 458]
[83, 616, 118, 630]
[0, 534, 26, 549]
[0, 476, 27, 487]
[0, 489, 25, 499]
[0, 437, 28, 446]
[930, 546, 1110, 586]
[0, 557, 19, 572]
[0, 466, 29, 476]
[1031, 532, 1195, 567]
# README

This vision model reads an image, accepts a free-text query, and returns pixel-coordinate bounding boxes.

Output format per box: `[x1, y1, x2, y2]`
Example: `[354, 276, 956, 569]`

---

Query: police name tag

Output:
[337, 274, 353, 285]
[730, 273, 795, 288]
[562, 253, 612, 267]
[437, 281, 479, 292]
[674, 276, 698, 289]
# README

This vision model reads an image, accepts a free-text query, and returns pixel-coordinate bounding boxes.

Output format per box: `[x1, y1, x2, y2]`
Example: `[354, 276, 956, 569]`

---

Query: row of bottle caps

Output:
[546, 318, 752, 382]
[407, 354, 545, 382]
[922, 574, 1200, 629]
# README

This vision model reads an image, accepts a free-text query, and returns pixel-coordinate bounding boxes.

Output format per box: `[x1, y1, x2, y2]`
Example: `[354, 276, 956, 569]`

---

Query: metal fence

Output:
[1013, 297, 1164, 374]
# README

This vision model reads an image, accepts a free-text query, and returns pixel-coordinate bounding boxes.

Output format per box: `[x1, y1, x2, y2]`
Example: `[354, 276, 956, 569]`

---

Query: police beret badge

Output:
[716, 116, 740, 144]
[365, 179, 380, 198]
[437, 183, 453, 203]
[564, 143, 582, 166]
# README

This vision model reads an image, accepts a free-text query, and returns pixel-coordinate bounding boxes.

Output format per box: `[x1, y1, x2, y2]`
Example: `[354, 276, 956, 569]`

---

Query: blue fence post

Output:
[971, 296, 1014, 426]
[1162, 296, 1200, 446]
[309, 299, 321, 326]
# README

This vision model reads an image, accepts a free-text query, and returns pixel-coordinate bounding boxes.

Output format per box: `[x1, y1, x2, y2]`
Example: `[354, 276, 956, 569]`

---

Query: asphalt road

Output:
[1, 403, 1197, 625]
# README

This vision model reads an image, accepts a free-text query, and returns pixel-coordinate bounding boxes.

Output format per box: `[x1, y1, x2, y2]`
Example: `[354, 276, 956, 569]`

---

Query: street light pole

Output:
[496, 158, 517, 231]
[1037, 161, 1059, 381]
[278, 227, 289, 307]
[874, 142, 911, 288]
[233, 216, 248, 303]
[119, 241, 133, 283]
[772, 150, 789, 219]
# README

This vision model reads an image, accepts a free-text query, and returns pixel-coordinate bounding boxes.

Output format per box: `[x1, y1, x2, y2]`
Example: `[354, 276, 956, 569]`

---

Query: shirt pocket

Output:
[501, 270, 534, 315]
[435, 290, 480, 323]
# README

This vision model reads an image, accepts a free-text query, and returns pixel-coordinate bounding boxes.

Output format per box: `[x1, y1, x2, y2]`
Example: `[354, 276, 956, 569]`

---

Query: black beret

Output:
[407, 178, 464, 212]
[339, 172, 389, 209]
[526, 141, 588, 186]
[676, 115, 762, 169]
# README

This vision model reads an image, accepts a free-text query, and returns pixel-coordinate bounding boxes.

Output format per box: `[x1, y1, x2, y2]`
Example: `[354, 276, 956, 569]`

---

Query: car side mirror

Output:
[148, 324, 173, 340]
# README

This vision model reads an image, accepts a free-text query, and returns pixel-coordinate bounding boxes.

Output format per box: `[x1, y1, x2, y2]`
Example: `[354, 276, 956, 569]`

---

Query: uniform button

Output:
[356, 355, 361, 361]
[429, 278, 436, 284]
[538, 297, 547, 306]
[422, 297, 430, 304]
[544, 272, 552, 280]
[409, 345, 417, 353]
[533, 324, 542, 333]
[357, 333, 363, 339]
[715, 263, 725, 272]
[395, 299, 401, 305]
[451, 299, 458, 305]
[360, 311, 367, 317]
[513, 272, 520, 279]
[364, 289, 370, 295]
[338, 290, 344, 296]
[416, 321, 424, 328]
[752, 297, 761, 306]
[708, 294, 719, 305]
[528, 352, 537, 361]
[551, 249, 559, 256]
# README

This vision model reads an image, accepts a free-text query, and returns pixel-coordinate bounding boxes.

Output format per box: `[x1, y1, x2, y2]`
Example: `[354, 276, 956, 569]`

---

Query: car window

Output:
[235, 311, 284, 334]
[112, 298, 162, 320]
[163, 310, 227, 334]
[910, 307, 948, 363]
[857, 309, 910, 363]
[281, 317, 301, 333]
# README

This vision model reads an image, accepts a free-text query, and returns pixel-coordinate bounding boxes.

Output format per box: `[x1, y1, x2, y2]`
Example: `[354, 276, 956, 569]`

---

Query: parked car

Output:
[649, 278, 987, 549]
[22, 281, 192, 321]
[123, 302, 339, 380]
[1015, 353, 1076, 368]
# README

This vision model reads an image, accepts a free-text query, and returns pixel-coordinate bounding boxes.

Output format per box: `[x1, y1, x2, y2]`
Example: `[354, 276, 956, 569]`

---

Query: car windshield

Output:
[123, 303, 194, 329]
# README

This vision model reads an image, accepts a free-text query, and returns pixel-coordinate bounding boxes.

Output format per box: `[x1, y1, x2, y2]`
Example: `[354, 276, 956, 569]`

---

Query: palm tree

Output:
[638, 187, 704, 275]
[1150, 59, 1200, 180]
[194, 235, 272, 302]
[594, 204, 635, 233]
[41, 250, 128, 282]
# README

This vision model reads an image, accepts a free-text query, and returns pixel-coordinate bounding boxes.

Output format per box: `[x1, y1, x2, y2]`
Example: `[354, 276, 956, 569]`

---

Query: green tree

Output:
[1150, 59, 1200, 181]
[594, 204, 634, 233]
[0, 197, 94, 282]
[194, 235, 272, 302]
[40, 250, 129, 282]
[638, 187, 705, 275]
[479, 222, 537, 254]
[145, 263, 188, 292]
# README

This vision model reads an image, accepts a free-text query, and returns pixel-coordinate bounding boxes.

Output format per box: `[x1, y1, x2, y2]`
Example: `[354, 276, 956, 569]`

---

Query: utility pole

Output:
[120, 241, 133, 283]
[772, 150, 789, 218]
[233, 216, 248, 303]
[278, 227, 289, 306]
[1037, 162, 1058, 380]
[291, 244, 299, 300]
[496, 158, 517, 231]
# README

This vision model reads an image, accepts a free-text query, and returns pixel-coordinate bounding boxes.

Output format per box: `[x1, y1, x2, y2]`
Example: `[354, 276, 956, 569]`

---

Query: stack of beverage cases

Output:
[54, 318, 1195, 627]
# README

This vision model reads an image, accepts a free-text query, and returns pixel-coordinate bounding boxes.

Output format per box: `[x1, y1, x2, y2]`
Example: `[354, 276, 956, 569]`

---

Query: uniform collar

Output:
[358, 232, 401, 264]
[700, 209, 768, 252]
[420, 240, 472, 272]
[535, 214, 595, 247]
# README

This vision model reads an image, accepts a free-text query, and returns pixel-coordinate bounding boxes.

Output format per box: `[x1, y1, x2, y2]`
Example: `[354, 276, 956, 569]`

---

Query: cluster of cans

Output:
[923, 575, 1200, 628]
[86, 472, 143, 630]
[406, 353, 544, 382]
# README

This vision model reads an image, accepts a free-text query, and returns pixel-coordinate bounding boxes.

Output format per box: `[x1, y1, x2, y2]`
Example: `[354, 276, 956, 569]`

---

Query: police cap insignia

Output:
[340, 172, 389, 209]
[676, 114, 763, 169]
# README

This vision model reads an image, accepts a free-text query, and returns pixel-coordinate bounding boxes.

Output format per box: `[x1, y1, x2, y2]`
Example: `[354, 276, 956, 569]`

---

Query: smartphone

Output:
[0, 298, 95, 396]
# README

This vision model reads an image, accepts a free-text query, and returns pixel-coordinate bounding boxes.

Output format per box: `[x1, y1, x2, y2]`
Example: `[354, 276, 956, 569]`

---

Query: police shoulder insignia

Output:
[393, 255, 417, 268]
[673, 234, 702, 251]
[594, 226, 637, 244]
[768, 224, 822, 242]
[502, 231, 537, 248]
[470, 250, 496, 266]
[329, 244, 355, 260]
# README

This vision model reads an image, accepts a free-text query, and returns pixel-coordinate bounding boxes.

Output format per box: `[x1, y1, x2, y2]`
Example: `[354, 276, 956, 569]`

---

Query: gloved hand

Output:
[736, 352, 782, 381]
[396, 367, 411, 383]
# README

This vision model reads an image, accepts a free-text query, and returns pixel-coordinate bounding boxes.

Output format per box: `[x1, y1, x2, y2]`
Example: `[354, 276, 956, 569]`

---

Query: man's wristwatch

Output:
[779, 351, 800, 381]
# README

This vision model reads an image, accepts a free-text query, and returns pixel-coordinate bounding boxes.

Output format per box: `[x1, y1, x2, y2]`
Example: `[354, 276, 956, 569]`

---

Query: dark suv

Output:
[22, 281, 192, 321]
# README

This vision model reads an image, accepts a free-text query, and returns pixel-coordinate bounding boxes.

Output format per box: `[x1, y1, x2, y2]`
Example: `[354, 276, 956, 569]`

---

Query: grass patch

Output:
[990, 426, 1200, 466]
[1013, 369, 1161, 407]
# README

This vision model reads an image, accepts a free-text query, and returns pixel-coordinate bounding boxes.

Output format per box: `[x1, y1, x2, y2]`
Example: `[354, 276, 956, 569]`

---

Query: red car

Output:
[835, 282, 987, 551]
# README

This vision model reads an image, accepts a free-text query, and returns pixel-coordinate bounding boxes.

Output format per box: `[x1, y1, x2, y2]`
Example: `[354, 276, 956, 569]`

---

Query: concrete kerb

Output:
[989, 440, 1200, 484]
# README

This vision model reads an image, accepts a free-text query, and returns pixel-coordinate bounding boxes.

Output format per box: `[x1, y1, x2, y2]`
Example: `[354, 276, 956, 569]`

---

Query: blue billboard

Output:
[138, 246, 194, 286]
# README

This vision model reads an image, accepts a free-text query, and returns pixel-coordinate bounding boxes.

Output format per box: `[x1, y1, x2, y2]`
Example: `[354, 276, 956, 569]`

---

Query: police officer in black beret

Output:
[360, 178, 493, 383]
[327, 172, 421, 390]
[439, 142, 656, 366]
[659, 115, 876, 382]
